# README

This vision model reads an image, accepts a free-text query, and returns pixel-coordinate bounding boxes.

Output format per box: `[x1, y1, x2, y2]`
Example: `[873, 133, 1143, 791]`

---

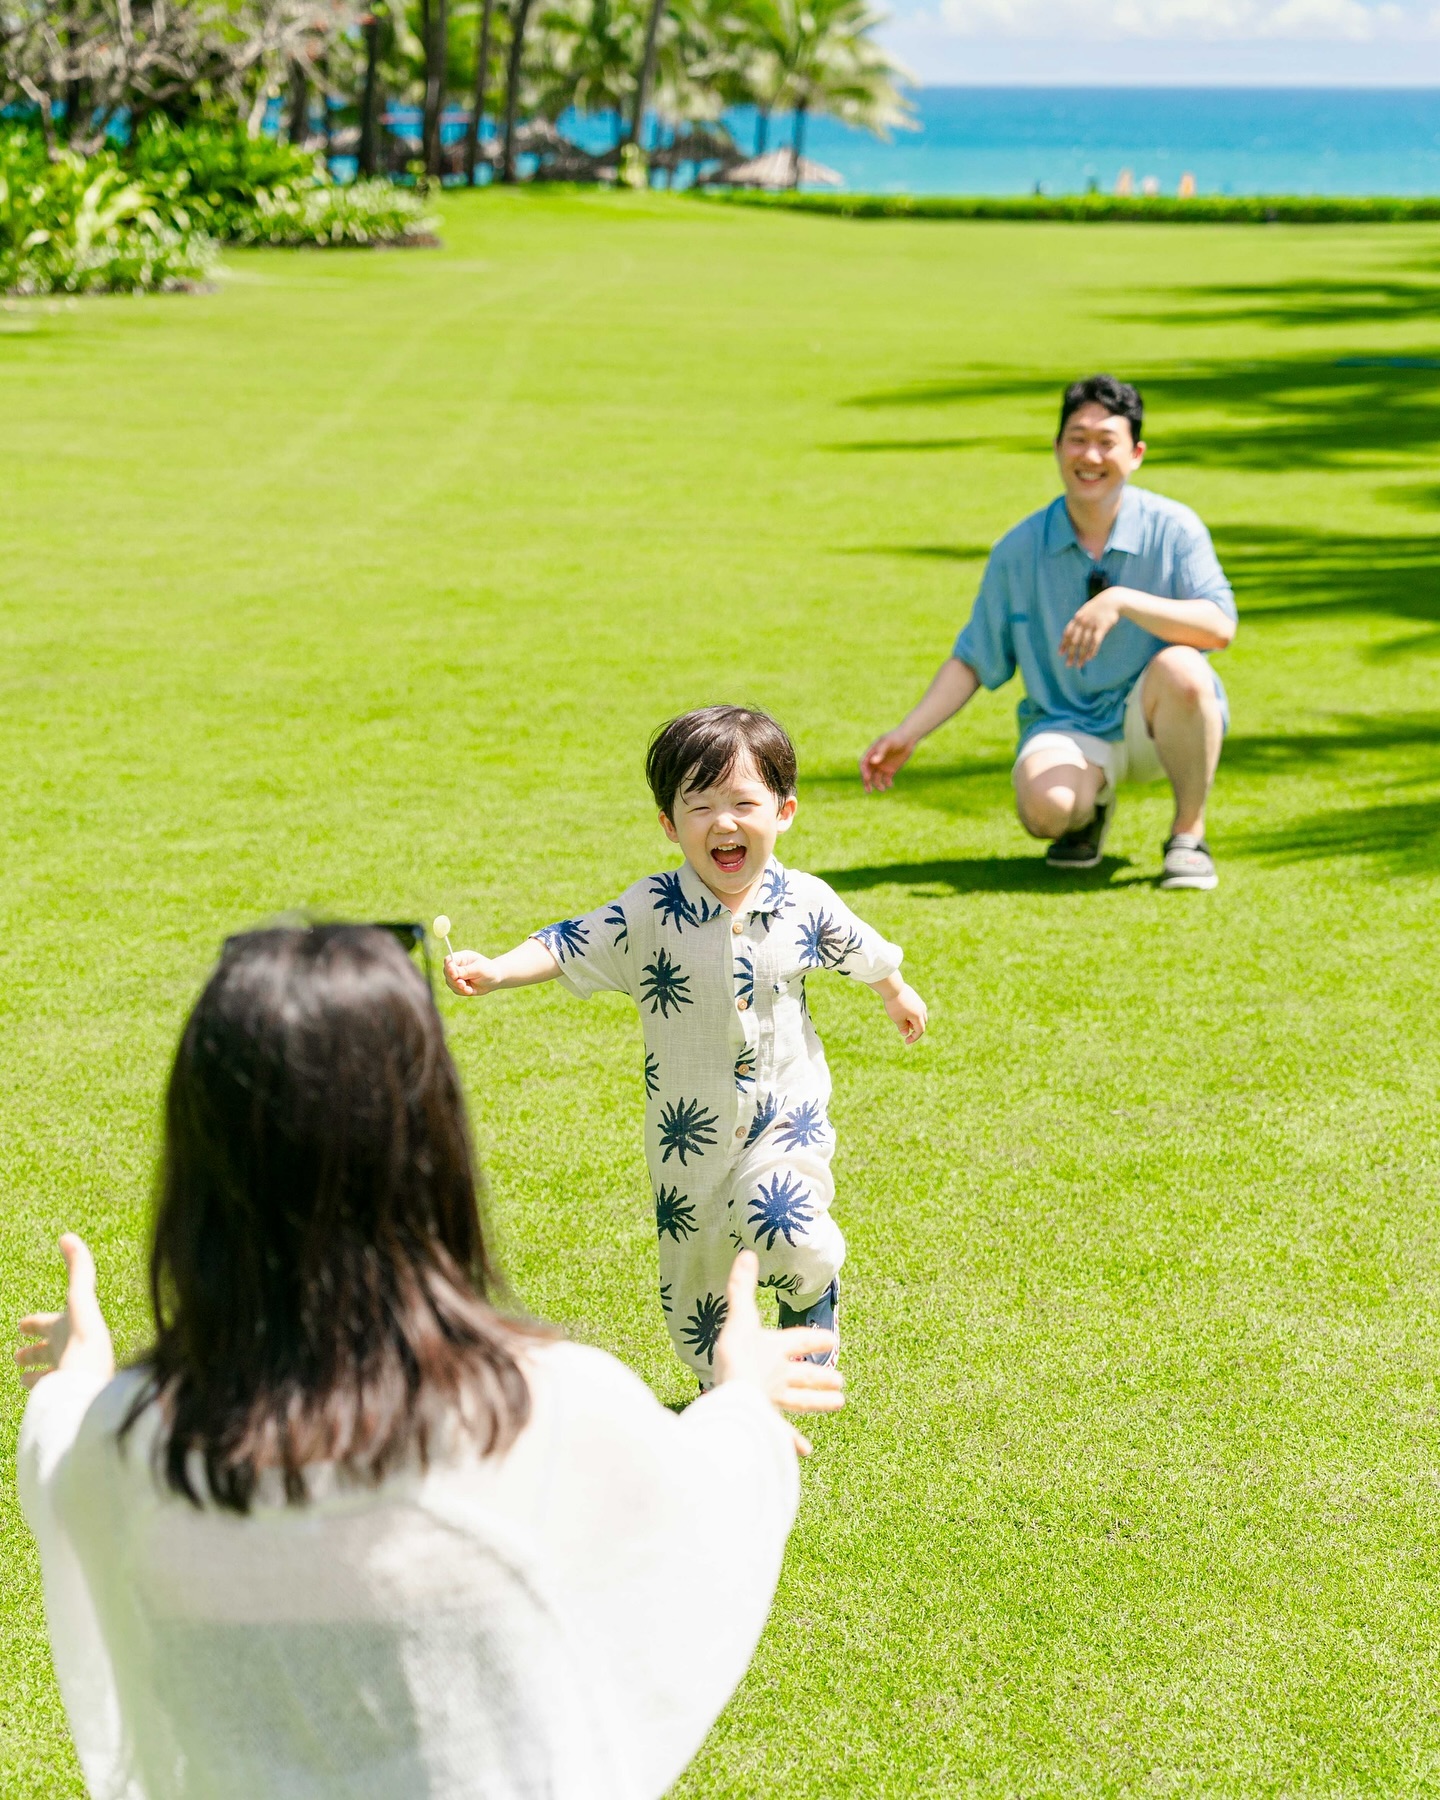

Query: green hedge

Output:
[698, 190, 1440, 224]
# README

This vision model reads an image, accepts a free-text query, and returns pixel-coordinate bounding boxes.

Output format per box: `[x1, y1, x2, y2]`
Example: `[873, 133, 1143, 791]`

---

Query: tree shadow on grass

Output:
[1135, 277, 1440, 334]
[846, 525, 1440, 649]
[1239, 796, 1440, 876]
[803, 759, 1013, 821]
[814, 855, 1141, 896]
[838, 359, 1440, 475]
[1223, 713, 1440, 771]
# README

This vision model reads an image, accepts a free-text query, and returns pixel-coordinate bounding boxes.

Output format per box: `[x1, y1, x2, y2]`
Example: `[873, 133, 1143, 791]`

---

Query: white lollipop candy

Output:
[433, 915, 455, 958]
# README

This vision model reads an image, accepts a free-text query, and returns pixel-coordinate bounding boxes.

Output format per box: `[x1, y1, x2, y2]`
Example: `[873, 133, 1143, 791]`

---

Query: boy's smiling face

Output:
[660, 750, 796, 906]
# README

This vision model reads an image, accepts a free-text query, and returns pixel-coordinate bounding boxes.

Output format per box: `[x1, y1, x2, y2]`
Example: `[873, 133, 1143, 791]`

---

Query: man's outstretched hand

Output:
[14, 1234, 116, 1391]
[860, 730, 917, 793]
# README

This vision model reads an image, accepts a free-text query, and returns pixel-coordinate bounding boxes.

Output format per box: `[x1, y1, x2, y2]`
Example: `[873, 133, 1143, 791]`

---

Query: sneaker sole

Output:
[1159, 871, 1218, 890]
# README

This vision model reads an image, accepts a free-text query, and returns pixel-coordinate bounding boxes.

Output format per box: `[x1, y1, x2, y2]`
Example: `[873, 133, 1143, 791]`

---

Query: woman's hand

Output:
[14, 1234, 116, 1391]
[712, 1251, 843, 1455]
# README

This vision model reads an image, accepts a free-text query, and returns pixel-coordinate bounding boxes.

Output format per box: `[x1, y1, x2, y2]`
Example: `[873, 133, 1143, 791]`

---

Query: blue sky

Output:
[881, 0, 1440, 84]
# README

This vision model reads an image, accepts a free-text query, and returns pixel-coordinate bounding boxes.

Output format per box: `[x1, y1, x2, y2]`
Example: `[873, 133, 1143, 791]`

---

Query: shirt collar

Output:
[674, 853, 785, 922]
[1044, 484, 1143, 559]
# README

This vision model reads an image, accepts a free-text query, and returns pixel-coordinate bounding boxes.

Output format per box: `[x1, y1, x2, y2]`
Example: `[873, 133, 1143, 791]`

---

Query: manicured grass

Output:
[3, 190, 1439, 1796]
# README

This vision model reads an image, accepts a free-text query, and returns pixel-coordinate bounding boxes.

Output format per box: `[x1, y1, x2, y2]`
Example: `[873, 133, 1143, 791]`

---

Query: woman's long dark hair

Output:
[123, 925, 535, 1512]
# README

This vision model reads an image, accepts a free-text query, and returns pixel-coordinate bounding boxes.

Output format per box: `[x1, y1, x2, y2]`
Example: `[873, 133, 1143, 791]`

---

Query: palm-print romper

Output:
[533, 855, 904, 1379]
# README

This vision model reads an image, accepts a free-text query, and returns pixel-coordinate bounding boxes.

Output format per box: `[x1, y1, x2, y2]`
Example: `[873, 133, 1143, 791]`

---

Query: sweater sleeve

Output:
[17, 1371, 131, 1800]
[521, 1343, 799, 1799]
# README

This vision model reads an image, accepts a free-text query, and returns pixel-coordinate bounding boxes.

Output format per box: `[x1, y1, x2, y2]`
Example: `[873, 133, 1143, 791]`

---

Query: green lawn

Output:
[3, 190, 1440, 1797]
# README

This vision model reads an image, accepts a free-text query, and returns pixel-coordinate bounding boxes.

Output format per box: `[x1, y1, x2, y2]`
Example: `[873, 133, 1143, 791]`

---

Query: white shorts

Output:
[1013, 663, 1227, 795]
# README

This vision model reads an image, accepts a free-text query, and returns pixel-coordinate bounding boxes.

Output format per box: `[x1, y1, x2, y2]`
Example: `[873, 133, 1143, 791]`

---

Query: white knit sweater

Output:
[18, 1338, 799, 1800]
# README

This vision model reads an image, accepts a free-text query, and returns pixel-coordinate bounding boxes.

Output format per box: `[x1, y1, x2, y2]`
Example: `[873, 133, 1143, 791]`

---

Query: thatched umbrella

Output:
[708, 148, 843, 190]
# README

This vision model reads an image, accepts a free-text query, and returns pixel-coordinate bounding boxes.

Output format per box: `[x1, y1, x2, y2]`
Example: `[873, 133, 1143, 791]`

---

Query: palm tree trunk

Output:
[286, 60, 310, 146]
[627, 0, 665, 154]
[790, 97, 807, 188]
[358, 13, 380, 177]
[501, 0, 538, 184]
[464, 0, 496, 186]
[423, 0, 449, 178]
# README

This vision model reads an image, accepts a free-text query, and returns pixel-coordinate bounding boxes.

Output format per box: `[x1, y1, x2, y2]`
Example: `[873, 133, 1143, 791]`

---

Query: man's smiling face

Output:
[1055, 400, 1145, 511]
[660, 750, 796, 903]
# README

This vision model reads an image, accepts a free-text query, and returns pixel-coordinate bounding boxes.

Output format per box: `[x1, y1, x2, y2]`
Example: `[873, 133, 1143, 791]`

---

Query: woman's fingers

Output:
[723, 1249, 761, 1322]
[16, 1311, 62, 1339]
[59, 1235, 104, 1338]
[776, 1325, 836, 1358]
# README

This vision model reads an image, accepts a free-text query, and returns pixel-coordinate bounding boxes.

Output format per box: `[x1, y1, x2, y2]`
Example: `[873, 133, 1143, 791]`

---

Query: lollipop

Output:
[433, 915, 455, 959]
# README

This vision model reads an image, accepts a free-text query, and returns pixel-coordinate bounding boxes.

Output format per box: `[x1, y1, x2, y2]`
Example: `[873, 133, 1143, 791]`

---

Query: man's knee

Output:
[1147, 646, 1217, 714]
[1017, 791, 1075, 840]
[1015, 757, 1099, 839]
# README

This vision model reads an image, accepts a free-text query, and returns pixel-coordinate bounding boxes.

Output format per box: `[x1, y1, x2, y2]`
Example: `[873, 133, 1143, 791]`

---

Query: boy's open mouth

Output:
[710, 842, 747, 874]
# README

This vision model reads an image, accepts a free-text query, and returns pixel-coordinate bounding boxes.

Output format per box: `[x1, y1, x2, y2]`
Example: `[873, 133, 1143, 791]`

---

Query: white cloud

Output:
[935, 0, 1426, 38]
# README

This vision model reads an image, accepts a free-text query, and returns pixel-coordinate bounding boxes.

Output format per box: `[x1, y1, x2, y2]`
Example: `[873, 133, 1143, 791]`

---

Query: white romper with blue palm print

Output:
[532, 855, 903, 1379]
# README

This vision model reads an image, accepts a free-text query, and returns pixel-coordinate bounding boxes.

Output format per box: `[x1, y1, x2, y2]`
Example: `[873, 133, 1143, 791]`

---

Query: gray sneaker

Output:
[1160, 834, 1218, 890]
[1045, 794, 1114, 871]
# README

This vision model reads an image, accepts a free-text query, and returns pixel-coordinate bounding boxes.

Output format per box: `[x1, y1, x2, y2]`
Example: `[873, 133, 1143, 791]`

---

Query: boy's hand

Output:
[444, 950, 504, 997]
[884, 983, 927, 1045]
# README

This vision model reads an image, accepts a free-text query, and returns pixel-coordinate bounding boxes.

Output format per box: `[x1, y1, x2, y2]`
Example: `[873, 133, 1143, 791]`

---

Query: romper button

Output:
[736, 997, 750, 1012]
[731, 920, 744, 935]
[735, 1126, 744, 1138]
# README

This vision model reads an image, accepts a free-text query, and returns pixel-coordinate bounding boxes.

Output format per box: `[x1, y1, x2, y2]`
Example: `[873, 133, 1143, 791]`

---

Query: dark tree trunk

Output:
[464, 0, 496, 185]
[500, 0, 537, 184]
[790, 98, 807, 187]
[755, 108, 768, 156]
[627, 0, 665, 153]
[423, 0, 448, 177]
[358, 14, 381, 176]
[319, 55, 334, 174]
[286, 60, 310, 146]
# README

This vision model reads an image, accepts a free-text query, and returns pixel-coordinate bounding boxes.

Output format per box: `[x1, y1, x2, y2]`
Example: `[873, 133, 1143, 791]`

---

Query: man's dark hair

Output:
[123, 925, 538, 1512]
[1057, 374, 1143, 444]
[646, 705, 797, 820]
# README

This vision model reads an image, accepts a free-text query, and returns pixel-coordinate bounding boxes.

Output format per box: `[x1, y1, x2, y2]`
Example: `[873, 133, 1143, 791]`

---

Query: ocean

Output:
[385, 87, 1440, 198]
[756, 87, 1440, 198]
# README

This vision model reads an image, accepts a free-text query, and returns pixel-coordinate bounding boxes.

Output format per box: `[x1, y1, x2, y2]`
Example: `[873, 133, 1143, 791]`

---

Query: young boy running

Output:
[445, 706, 928, 1383]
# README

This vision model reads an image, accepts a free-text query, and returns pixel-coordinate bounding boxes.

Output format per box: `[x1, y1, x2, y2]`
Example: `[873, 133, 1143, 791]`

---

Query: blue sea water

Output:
[373, 88, 1440, 197]
[748, 87, 1440, 198]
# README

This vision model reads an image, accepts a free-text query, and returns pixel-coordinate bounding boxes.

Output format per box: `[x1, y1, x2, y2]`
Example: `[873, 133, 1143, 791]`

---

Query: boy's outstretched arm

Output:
[868, 971, 927, 1045]
[444, 939, 561, 997]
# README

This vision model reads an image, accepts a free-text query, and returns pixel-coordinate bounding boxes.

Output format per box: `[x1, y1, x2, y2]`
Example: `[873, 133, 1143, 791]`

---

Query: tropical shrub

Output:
[0, 133, 216, 295]
[232, 179, 436, 246]
[129, 123, 321, 240]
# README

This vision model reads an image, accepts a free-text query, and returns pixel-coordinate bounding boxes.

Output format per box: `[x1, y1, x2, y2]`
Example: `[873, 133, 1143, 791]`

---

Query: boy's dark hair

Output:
[646, 705, 797, 819]
[1057, 374, 1143, 444]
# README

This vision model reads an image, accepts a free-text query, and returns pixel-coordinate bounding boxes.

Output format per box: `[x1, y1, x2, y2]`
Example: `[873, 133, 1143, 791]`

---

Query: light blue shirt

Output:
[953, 485, 1236, 748]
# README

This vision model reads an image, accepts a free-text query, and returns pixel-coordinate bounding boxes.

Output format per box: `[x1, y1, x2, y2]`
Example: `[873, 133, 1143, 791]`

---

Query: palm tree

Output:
[420, 0, 449, 173]
[535, 0, 642, 142]
[734, 0, 910, 187]
[463, 0, 499, 181]
[501, 0, 539, 180]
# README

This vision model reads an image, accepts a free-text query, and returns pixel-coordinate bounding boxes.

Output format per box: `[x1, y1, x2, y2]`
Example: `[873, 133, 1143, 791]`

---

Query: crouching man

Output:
[861, 374, 1237, 889]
